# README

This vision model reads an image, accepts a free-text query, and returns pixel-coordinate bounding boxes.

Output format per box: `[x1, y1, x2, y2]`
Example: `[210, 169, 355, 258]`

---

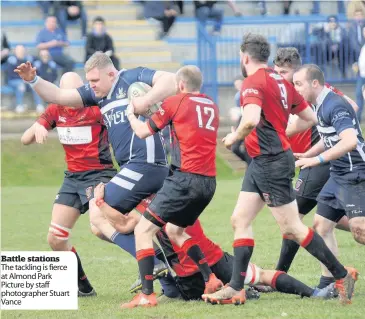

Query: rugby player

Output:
[123, 65, 222, 308]
[270, 48, 359, 290]
[20, 72, 117, 297]
[202, 34, 358, 306]
[293, 64, 365, 256]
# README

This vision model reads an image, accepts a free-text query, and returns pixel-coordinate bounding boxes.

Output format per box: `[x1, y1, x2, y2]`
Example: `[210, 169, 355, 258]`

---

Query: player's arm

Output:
[286, 107, 318, 137]
[14, 61, 84, 108]
[236, 104, 261, 139]
[300, 139, 325, 158]
[21, 123, 37, 145]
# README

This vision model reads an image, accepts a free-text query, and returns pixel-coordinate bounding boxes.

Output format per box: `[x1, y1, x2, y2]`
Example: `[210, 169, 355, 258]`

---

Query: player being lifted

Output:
[119, 65, 223, 308]
[21, 72, 117, 297]
[15, 52, 177, 287]
[202, 33, 358, 306]
[269, 48, 359, 290]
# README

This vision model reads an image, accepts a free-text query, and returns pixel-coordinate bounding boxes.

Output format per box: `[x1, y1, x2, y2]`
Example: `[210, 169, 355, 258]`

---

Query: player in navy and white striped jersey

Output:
[293, 65, 363, 303]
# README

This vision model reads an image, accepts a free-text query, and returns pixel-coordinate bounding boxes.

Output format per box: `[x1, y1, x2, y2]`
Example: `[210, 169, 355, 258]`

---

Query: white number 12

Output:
[196, 105, 215, 131]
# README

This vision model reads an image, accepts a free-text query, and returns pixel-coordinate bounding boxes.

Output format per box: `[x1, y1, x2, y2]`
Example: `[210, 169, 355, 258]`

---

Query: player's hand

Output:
[293, 152, 308, 159]
[295, 157, 320, 169]
[14, 61, 37, 82]
[127, 101, 135, 117]
[34, 122, 48, 144]
[94, 183, 105, 199]
[222, 127, 239, 149]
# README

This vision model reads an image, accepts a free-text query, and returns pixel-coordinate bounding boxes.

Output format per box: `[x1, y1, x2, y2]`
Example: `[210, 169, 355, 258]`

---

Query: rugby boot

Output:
[121, 292, 157, 309]
[202, 284, 246, 305]
[334, 267, 359, 305]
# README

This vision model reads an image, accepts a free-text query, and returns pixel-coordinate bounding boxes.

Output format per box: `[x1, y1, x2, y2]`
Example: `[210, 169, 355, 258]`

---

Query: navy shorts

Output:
[241, 150, 296, 207]
[317, 176, 365, 221]
[144, 171, 216, 228]
[104, 162, 169, 214]
[55, 169, 117, 214]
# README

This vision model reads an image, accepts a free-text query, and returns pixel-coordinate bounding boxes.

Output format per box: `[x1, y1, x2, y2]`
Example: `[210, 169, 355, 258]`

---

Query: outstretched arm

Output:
[14, 61, 84, 108]
[21, 123, 37, 145]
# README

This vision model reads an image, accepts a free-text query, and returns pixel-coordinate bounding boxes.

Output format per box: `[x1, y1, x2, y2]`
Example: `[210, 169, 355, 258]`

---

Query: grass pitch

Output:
[1, 138, 365, 319]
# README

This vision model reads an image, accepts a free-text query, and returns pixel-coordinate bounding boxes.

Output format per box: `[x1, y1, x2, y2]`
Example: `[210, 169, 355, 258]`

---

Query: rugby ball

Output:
[127, 82, 161, 117]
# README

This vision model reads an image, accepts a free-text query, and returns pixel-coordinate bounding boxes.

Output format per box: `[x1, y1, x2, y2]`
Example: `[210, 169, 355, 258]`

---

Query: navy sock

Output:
[111, 232, 136, 257]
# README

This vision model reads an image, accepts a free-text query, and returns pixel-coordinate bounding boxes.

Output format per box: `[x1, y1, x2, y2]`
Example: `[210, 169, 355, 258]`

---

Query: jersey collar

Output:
[315, 86, 331, 109]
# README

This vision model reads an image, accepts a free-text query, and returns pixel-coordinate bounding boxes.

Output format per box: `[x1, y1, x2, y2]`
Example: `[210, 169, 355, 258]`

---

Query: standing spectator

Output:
[283, 1, 293, 15]
[348, 8, 365, 61]
[143, 1, 179, 39]
[1, 32, 10, 65]
[34, 49, 58, 84]
[85, 16, 119, 69]
[324, 15, 348, 78]
[37, 1, 54, 18]
[6, 45, 43, 113]
[36, 16, 74, 73]
[53, 1, 87, 38]
[194, 1, 241, 36]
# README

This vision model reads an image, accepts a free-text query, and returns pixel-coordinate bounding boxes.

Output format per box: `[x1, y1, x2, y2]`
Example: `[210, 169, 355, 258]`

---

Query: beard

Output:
[241, 64, 248, 78]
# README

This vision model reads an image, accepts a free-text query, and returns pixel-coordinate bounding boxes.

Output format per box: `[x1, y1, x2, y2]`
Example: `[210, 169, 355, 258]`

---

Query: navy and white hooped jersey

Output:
[316, 87, 365, 181]
[77, 67, 167, 166]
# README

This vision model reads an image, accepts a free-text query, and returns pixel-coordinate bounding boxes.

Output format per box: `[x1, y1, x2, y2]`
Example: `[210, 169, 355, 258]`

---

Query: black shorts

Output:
[55, 169, 117, 214]
[144, 171, 216, 228]
[241, 150, 295, 207]
[176, 252, 233, 301]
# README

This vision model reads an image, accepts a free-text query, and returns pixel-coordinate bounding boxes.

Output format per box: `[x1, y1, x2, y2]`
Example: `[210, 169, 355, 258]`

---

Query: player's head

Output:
[293, 64, 325, 104]
[273, 47, 302, 83]
[45, 16, 58, 31]
[93, 16, 106, 35]
[84, 52, 118, 98]
[176, 65, 203, 93]
[59, 72, 84, 90]
[239, 33, 270, 77]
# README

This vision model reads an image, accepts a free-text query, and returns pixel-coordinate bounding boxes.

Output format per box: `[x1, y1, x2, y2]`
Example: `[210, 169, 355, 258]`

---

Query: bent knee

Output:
[47, 223, 71, 250]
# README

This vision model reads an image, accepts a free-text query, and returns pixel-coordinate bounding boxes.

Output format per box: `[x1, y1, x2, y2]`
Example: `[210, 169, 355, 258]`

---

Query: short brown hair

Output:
[296, 64, 325, 85]
[240, 33, 270, 63]
[273, 47, 302, 68]
[176, 65, 203, 91]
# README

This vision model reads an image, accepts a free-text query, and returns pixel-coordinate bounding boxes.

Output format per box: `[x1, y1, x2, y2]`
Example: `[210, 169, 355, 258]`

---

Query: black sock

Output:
[136, 248, 155, 295]
[317, 275, 335, 289]
[273, 271, 314, 298]
[276, 238, 300, 272]
[301, 229, 347, 280]
[229, 239, 254, 291]
[71, 247, 93, 293]
[182, 239, 211, 282]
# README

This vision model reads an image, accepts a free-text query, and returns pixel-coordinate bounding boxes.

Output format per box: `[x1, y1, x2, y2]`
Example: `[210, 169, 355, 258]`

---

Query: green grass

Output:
[1, 139, 365, 319]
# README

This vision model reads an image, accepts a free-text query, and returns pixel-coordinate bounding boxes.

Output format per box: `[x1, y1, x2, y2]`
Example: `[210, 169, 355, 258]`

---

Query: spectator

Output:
[324, 15, 348, 78]
[1, 33, 10, 65]
[6, 45, 44, 113]
[85, 16, 119, 69]
[36, 16, 74, 73]
[283, 1, 293, 15]
[34, 49, 58, 84]
[356, 37, 365, 121]
[312, 0, 346, 15]
[53, 1, 87, 38]
[143, 1, 179, 39]
[194, 1, 241, 36]
[37, 1, 54, 18]
[348, 8, 365, 61]
[347, 0, 365, 20]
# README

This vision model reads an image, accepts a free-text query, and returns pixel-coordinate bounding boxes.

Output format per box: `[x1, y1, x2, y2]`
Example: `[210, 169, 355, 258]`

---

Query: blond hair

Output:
[176, 65, 203, 91]
[84, 52, 113, 73]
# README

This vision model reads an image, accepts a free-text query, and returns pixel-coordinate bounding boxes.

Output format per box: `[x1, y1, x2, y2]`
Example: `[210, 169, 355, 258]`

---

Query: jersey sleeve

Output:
[147, 97, 174, 133]
[77, 83, 99, 107]
[37, 104, 58, 130]
[124, 67, 156, 87]
[329, 103, 355, 135]
[240, 76, 264, 108]
[325, 83, 344, 96]
[291, 87, 309, 114]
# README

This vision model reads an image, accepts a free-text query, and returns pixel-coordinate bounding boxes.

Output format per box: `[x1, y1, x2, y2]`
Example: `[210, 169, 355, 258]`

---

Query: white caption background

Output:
[1, 251, 78, 310]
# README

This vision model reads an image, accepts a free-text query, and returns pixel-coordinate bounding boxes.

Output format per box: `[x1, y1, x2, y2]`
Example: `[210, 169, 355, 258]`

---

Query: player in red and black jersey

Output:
[118, 65, 221, 308]
[21, 72, 117, 297]
[203, 34, 356, 305]
[272, 48, 358, 290]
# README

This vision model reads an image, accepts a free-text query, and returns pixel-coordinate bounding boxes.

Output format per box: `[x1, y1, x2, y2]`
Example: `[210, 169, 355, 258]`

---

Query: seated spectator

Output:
[53, 1, 87, 38]
[85, 16, 119, 69]
[37, 1, 54, 18]
[194, 1, 241, 36]
[324, 15, 348, 78]
[34, 49, 58, 84]
[348, 8, 365, 62]
[1, 33, 10, 65]
[143, 1, 179, 39]
[6, 45, 44, 113]
[36, 16, 74, 73]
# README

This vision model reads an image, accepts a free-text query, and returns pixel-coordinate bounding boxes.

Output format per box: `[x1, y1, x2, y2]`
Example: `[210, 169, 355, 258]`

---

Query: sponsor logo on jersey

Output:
[116, 87, 126, 99]
[242, 88, 259, 96]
